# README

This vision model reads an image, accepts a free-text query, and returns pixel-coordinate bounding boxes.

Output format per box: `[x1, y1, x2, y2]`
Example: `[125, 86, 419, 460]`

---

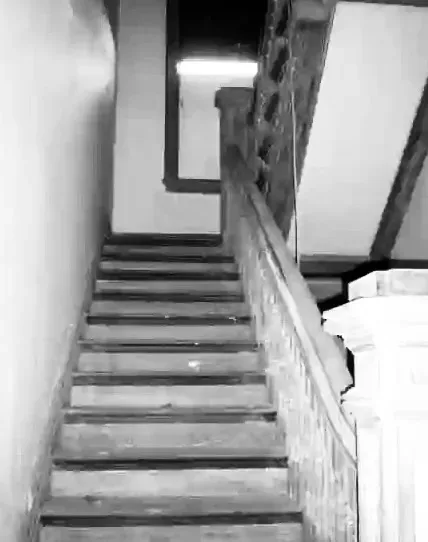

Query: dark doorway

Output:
[164, 0, 268, 193]
[178, 0, 268, 58]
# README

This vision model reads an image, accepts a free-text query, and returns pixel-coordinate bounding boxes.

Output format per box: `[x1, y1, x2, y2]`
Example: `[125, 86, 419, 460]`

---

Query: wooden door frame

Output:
[162, 0, 221, 194]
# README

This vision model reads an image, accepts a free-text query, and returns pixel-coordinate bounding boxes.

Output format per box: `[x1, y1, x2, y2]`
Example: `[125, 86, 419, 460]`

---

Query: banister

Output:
[220, 149, 357, 540]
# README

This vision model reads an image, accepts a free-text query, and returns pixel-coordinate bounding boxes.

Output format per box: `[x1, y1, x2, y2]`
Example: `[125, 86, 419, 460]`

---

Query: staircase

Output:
[39, 234, 303, 541]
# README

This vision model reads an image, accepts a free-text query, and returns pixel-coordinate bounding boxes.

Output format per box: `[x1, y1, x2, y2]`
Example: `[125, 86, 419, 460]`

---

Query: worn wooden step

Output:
[41, 493, 302, 540]
[72, 373, 265, 387]
[63, 406, 276, 424]
[77, 350, 261, 374]
[59, 410, 279, 458]
[89, 300, 250, 318]
[83, 322, 254, 342]
[105, 233, 222, 247]
[43, 524, 302, 541]
[95, 279, 242, 295]
[42, 495, 298, 521]
[100, 260, 238, 273]
[103, 246, 227, 259]
[70, 383, 269, 409]
[98, 270, 240, 281]
[93, 291, 245, 302]
[101, 251, 235, 263]
[50, 462, 288, 499]
[41, 523, 302, 542]
[54, 457, 288, 471]
[55, 445, 285, 462]
[79, 341, 259, 354]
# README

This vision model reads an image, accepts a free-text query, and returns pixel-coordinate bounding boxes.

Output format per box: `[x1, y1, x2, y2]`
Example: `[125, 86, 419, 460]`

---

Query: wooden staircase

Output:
[40, 234, 303, 541]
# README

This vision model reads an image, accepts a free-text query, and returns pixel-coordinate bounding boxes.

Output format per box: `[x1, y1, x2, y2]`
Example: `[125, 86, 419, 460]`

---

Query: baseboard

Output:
[23, 231, 105, 542]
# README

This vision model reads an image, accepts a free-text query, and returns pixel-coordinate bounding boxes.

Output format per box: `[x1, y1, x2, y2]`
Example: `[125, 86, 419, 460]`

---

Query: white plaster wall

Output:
[0, 0, 115, 538]
[392, 158, 428, 259]
[113, 0, 220, 233]
[179, 72, 255, 179]
[290, 3, 428, 256]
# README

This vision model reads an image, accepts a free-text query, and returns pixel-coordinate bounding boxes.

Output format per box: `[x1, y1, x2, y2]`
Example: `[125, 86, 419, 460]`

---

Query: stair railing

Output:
[216, 87, 357, 542]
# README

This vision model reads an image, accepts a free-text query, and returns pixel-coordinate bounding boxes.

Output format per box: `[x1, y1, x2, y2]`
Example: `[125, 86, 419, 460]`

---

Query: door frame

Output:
[162, 0, 221, 194]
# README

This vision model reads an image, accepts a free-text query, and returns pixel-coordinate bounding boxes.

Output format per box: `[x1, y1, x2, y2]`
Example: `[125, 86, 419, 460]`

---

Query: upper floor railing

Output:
[242, 0, 335, 235]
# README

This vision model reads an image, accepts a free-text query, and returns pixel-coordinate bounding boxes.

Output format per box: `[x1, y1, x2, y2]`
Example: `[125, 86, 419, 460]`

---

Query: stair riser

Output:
[96, 281, 242, 294]
[78, 351, 260, 374]
[103, 246, 226, 258]
[100, 261, 237, 273]
[84, 324, 253, 342]
[51, 468, 288, 498]
[59, 422, 281, 458]
[89, 301, 249, 318]
[41, 524, 302, 542]
[70, 385, 269, 409]
[105, 234, 222, 246]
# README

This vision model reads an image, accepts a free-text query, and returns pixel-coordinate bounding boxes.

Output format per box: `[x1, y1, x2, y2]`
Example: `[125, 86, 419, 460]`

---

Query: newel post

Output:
[323, 269, 428, 542]
[215, 87, 255, 254]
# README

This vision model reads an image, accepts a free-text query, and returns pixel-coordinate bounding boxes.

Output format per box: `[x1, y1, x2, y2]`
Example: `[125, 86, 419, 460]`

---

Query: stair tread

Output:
[72, 372, 265, 386]
[80, 341, 258, 352]
[77, 351, 261, 374]
[41, 495, 301, 523]
[101, 252, 235, 263]
[53, 456, 288, 471]
[87, 315, 251, 325]
[63, 406, 276, 423]
[105, 234, 222, 247]
[94, 296, 246, 304]
[54, 446, 285, 461]
[100, 260, 237, 271]
[98, 270, 240, 281]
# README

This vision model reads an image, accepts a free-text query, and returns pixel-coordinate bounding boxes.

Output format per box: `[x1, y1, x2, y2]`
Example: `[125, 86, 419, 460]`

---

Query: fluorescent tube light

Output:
[177, 58, 258, 77]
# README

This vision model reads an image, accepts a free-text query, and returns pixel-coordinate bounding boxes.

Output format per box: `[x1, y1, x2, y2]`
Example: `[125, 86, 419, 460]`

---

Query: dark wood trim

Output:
[164, 0, 180, 185]
[53, 456, 287, 471]
[163, 175, 221, 194]
[87, 315, 250, 326]
[101, 253, 235, 263]
[42, 512, 302, 528]
[73, 372, 265, 387]
[80, 340, 258, 353]
[63, 406, 276, 424]
[106, 232, 222, 246]
[299, 255, 366, 277]
[92, 291, 246, 302]
[97, 270, 239, 281]
[370, 79, 428, 260]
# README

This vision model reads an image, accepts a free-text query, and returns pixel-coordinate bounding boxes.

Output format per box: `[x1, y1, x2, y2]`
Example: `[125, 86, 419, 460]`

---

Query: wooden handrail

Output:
[226, 164, 355, 455]
[219, 144, 357, 540]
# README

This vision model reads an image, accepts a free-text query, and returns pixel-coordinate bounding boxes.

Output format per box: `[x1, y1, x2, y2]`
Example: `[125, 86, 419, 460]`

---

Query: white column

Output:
[323, 269, 428, 542]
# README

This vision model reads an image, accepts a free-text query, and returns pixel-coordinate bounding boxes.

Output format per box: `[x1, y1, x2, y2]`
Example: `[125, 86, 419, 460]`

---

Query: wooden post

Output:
[215, 87, 255, 254]
[323, 269, 428, 542]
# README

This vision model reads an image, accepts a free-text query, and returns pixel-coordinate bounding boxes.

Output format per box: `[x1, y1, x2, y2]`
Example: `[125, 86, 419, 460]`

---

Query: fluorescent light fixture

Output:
[177, 58, 258, 77]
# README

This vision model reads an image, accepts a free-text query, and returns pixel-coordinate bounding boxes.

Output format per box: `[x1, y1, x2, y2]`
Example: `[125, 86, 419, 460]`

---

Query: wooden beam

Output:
[299, 255, 365, 277]
[370, 79, 428, 260]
